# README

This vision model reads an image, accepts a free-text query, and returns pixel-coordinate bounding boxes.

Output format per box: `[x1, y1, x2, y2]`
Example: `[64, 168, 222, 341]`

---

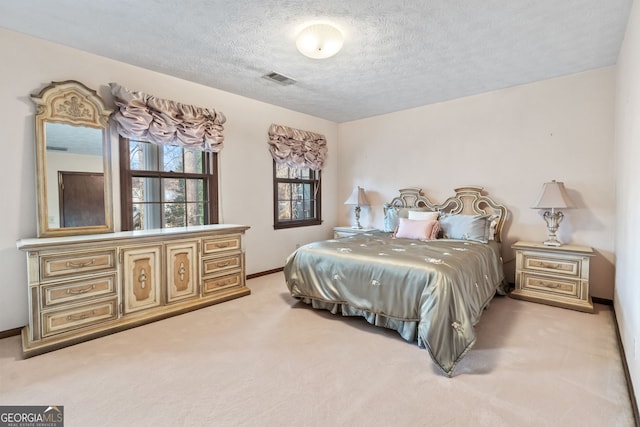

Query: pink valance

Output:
[109, 83, 226, 152]
[268, 123, 327, 171]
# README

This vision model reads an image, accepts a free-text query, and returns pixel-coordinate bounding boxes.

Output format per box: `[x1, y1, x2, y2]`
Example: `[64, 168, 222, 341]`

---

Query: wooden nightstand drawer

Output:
[40, 249, 117, 280]
[41, 298, 118, 337]
[520, 272, 581, 299]
[522, 253, 580, 277]
[41, 273, 117, 308]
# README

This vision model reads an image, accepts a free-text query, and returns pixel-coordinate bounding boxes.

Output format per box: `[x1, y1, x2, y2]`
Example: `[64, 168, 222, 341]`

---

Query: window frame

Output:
[272, 161, 322, 229]
[119, 137, 219, 231]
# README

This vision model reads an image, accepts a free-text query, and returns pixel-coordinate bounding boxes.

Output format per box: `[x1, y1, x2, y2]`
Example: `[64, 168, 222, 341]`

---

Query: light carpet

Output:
[0, 272, 635, 426]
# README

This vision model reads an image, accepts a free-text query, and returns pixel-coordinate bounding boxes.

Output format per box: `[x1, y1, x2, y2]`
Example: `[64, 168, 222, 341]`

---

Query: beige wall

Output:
[338, 67, 616, 299]
[0, 29, 338, 330]
[614, 0, 640, 411]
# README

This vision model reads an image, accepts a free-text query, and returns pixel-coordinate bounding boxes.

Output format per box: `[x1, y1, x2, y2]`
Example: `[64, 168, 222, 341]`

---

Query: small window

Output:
[120, 139, 218, 230]
[273, 162, 321, 229]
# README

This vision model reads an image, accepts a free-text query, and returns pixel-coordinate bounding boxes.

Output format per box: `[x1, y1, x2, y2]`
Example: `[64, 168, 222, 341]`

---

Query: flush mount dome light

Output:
[296, 23, 343, 59]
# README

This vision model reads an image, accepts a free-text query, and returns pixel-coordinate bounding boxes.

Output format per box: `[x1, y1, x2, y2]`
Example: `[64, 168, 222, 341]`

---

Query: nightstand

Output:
[510, 241, 594, 313]
[333, 226, 377, 238]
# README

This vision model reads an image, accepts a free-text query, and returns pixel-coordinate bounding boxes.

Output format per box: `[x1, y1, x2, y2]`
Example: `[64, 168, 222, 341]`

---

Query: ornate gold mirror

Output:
[31, 80, 113, 237]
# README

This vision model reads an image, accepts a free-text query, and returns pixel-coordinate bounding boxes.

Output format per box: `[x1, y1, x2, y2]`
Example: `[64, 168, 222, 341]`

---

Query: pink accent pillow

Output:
[395, 218, 440, 240]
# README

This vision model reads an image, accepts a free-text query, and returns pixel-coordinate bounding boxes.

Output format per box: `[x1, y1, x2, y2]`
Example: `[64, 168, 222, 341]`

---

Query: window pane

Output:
[298, 168, 311, 179]
[164, 203, 186, 228]
[163, 145, 183, 172]
[187, 202, 205, 226]
[184, 149, 204, 174]
[163, 178, 185, 203]
[275, 163, 290, 179]
[132, 177, 161, 203]
[130, 140, 160, 171]
[186, 179, 204, 203]
[278, 200, 291, 220]
[278, 182, 291, 201]
[132, 203, 145, 230]
[301, 200, 314, 219]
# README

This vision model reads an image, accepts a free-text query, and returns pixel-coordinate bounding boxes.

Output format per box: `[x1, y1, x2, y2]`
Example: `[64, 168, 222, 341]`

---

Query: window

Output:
[273, 162, 321, 229]
[120, 139, 218, 230]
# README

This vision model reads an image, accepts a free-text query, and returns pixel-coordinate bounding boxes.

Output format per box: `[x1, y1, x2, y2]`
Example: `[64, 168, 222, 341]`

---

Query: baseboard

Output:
[612, 306, 640, 427]
[592, 296, 614, 306]
[0, 327, 22, 340]
[247, 267, 283, 280]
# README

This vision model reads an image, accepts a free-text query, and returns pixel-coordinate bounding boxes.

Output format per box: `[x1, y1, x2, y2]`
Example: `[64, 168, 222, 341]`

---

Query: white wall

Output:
[614, 0, 640, 411]
[338, 67, 616, 299]
[0, 29, 338, 331]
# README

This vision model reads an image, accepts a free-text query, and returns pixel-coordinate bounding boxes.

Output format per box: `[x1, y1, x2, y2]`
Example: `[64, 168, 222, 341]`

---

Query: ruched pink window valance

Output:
[268, 123, 327, 171]
[109, 83, 226, 152]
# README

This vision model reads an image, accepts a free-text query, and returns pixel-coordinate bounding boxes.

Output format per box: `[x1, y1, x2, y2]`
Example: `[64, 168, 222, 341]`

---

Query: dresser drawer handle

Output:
[217, 278, 236, 286]
[66, 310, 96, 321]
[66, 284, 96, 295]
[214, 242, 231, 248]
[539, 262, 561, 269]
[216, 261, 232, 268]
[65, 258, 96, 268]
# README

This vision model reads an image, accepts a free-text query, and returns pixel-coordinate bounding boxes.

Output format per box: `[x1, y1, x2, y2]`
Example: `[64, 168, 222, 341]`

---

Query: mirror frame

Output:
[31, 80, 114, 237]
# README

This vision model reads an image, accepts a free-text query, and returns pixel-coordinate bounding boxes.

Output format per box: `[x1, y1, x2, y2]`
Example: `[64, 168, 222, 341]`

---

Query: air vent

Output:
[262, 72, 296, 86]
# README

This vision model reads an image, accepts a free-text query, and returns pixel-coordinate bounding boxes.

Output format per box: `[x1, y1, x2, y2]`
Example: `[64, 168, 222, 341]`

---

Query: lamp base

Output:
[543, 239, 562, 247]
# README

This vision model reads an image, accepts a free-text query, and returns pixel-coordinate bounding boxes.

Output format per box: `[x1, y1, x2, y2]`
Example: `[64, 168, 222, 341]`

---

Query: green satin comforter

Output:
[284, 231, 506, 376]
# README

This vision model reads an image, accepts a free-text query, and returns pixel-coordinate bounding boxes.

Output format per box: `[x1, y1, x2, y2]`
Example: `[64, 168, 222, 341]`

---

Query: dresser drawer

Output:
[202, 272, 243, 295]
[520, 272, 581, 299]
[41, 298, 118, 337]
[202, 235, 241, 255]
[41, 273, 117, 308]
[40, 249, 117, 280]
[202, 254, 242, 276]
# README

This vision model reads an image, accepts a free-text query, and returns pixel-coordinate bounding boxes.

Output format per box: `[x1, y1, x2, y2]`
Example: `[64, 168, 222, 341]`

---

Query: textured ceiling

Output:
[0, 0, 633, 123]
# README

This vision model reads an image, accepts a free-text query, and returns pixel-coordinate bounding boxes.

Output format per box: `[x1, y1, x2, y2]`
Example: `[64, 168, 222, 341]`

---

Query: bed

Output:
[284, 186, 509, 376]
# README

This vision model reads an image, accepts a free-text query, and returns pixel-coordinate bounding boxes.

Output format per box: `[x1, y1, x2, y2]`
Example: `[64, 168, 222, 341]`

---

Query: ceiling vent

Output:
[262, 72, 296, 86]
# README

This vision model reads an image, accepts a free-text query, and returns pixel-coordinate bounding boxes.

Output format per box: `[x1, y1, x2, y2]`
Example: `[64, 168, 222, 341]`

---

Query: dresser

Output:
[510, 241, 594, 313]
[17, 224, 249, 356]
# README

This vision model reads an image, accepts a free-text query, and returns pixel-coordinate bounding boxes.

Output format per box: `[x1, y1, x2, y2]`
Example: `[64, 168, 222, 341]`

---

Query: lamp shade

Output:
[531, 180, 574, 209]
[296, 24, 343, 59]
[344, 186, 369, 206]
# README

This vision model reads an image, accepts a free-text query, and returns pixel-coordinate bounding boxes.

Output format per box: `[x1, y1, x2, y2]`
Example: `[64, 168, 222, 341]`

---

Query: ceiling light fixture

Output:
[296, 23, 343, 59]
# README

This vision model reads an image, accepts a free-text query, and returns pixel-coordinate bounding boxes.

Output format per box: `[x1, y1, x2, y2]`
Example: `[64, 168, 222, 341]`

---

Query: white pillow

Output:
[407, 210, 439, 221]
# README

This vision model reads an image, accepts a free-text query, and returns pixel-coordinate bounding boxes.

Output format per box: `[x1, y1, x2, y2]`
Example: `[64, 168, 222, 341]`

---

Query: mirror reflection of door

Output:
[58, 171, 105, 227]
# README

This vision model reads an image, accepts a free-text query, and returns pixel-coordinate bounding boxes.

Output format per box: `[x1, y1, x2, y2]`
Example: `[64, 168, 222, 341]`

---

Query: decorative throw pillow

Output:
[382, 204, 399, 232]
[439, 214, 490, 243]
[395, 218, 440, 240]
[407, 210, 439, 221]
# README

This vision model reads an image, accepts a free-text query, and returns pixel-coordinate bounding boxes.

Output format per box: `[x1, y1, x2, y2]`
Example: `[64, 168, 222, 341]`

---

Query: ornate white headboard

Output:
[388, 186, 508, 242]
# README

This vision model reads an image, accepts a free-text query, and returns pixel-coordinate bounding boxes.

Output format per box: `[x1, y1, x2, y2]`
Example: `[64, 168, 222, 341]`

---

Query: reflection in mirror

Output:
[45, 123, 105, 228]
[31, 80, 113, 237]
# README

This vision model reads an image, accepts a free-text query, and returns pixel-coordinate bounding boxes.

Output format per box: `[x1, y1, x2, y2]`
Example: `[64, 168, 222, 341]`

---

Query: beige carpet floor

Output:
[0, 272, 635, 426]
